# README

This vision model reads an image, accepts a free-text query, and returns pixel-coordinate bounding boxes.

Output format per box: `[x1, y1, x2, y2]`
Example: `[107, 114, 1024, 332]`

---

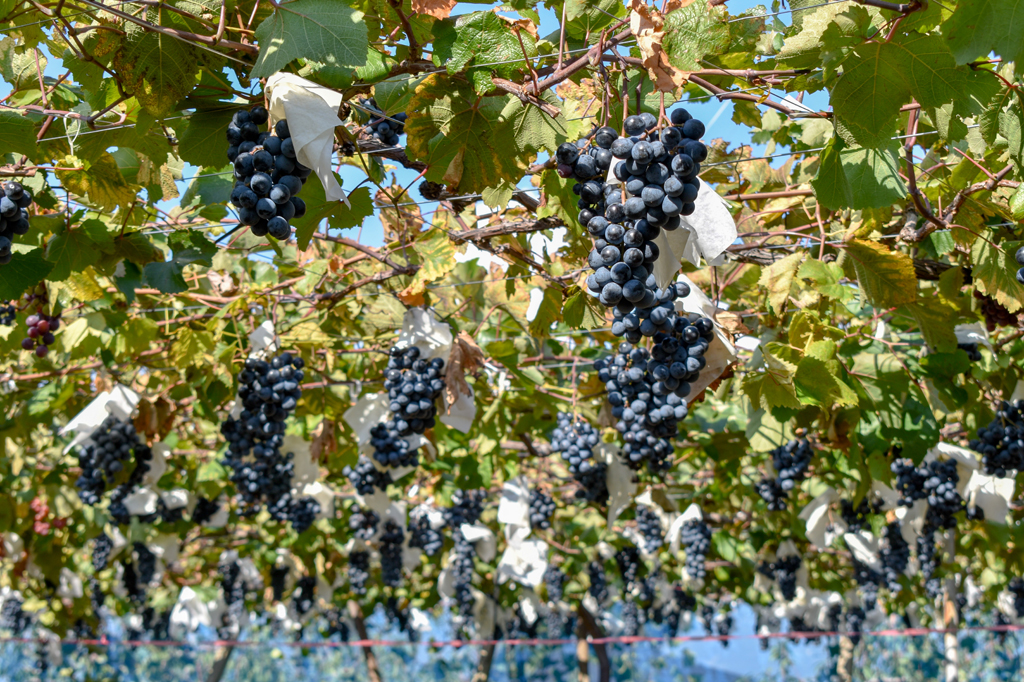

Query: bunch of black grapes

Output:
[1016, 246, 1024, 285]
[342, 455, 393, 495]
[407, 512, 443, 556]
[358, 97, 408, 146]
[221, 352, 321, 532]
[227, 105, 309, 241]
[759, 555, 801, 601]
[958, 343, 982, 362]
[75, 416, 151, 506]
[756, 438, 814, 511]
[0, 181, 33, 266]
[383, 346, 446, 436]
[443, 489, 486, 528]
[349, 507, 380, 540]
[635, 506, 664, 551]
[19, 286, 61, 357]
[528, 489, 556, 530]
[969, 399, 1024, 477]
[610, 280, 692, 343]
[380, 520, 405, 588]
[880, 521, 909, 593]
[0, 300, 14, 325]
[680, 519, 711, 580]
[573, 462, 609, 504]
[370, 422, 419, 468]
[550, 411, 601, 475]
[561, 109, 706, 315]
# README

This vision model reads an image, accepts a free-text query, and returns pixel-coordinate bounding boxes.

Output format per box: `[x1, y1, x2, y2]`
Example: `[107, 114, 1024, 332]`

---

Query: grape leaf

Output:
[251, 0, 368, 78]
[44, 228, 100, 281]
[831, 34, 965, 148]
[743, 343, 801, 410]
[0, 110, 37, 159]
[899, 297, 958, 353]
[798, 259, 852, 302]
[811, 137, 906, 210]
[292, 185, 374, 251]
[497, 94, 573, 156]
[943, 0, 1024, 67]
[0, 246, 53, 299]
[178, 110, 236, 170]
[562, 287, 606, 330]
[439, 11, 537, 78]
[971, 237, 1024, 313]
[843, 239, 917, 308]
[661, 3, 730, 72]
[171, 326, 215, 368]
[527, 285, 563, 338]
[405, 75, 525, 194]
[143, 229, 217, 294]
[113, 13, 201, 116]
[758, 251, 803, 314]
[56, 153, 139, 213]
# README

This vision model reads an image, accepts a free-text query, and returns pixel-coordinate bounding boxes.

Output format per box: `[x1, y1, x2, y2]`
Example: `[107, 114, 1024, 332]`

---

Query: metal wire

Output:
[726, 0, 851, 22]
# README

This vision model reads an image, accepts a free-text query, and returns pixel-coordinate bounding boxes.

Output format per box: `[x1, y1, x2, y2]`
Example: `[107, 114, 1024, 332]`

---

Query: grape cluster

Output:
[851, 557, 881, 610]
[122, 561, 143, 603]
[349, 507, 380, 540]
[92, 534, 113, 572]
[227, 106, 309, 241]
[880, 521, 909, 594]
[370, 422, 419, 468]
[610, 280, 694, 343]
[974, 290, 1016, 331]
[270, 565, 289, 601]
[680, 519, 711, 580]
[1009, 578, 1024, 618]
[443, 489, 486, 528]
[358, 98, 408, 146]
[293, 576, 317, 616]
[543, 566, 566, 604]
[839, 498, 876, 533]
[958, 343, 982, 362]
[0, 181, 33, 267]
[573, 461, 609, 504]
[970, 400, 1024, 477]
[21, 308, 60, 358]
[550, 411, 600, 475]
[923, 459, 964, 528]
[891, 457, 929, 505]
[191, 497, 221, 525]
[0, 300, 13, 325]
[621, 600, 641, 636]
[615, 546, 641, 588]
[756, 438, 814, 511]
[665, 587, 695, 636]
[380, 520, 405, 588]
[221, 352, 320, 532]
[407, 513, 443, 556]
[845, 606, 866, 645]
[134, 543, 157, 585]
[917, 527, 941, 599]
[218, 558, 246, 635]
[635, 506, 664, 551]
[450, 530, 476, 623]
[383, 346, 446, 436]
[1015, 246, 1024, 286]
[385, 597, 415, 641]
[343, 455, 393, 495]
[348, 550, 370, 595]
[759, 556, 801, 601]
[0, 594, 29, 633]
[588, 561, 609, 605]
[562, 109, 706, 317]
[75, 416, 149, 506]
[528, 488, 556, 530]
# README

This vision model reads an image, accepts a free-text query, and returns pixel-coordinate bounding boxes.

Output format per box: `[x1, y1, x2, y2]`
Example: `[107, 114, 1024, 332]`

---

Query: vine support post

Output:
[347, 600, 384, 682]
[836, 636, 854, 682]
[943, 531, 959, 682]
[204, 645, 234, 682]
[576, 605, 610, 682]
[470, 644, 495, 682]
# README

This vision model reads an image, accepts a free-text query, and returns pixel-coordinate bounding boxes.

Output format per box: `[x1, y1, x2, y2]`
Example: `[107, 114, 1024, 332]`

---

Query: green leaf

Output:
[181, 165, 233, 221]
[0, 38, 44, 87]
[113, 12, 200, 116]
[798, 259, 852, 301]
[943, 0, 1024, 66]
[170, 326, 214, 368]
[372, 76, 425, 114]
[251, 0, 368, 78]
[113, 317, 159, 360]
[971, 237, 1024, 313]
[44, 228, 100, 281]
[55, 153, 138, 213]
[562, 287, 606, 330]
[1000, 102, 1024, 172]
[843, 239, 917, 308]
[293, 185, 374, 251]
[405, 75, 525, 194]
[831, 34, 965, 148]
[497, 94, 573, 156]
[899, 297, 958, 353]
[743, 343, 801, 410]
[811, 137, 907, 211]
[564, 0, 625, 37]
[178, 109, 237, 170]
[0, 246, 53, 299]
[758, 251, 803, 314]
[0, 110, 36, 158]
[143, 229, 217, 294]
[527, 285, 563, 338]
[441, 12, 536, 78]
[662, 3, 731, 72]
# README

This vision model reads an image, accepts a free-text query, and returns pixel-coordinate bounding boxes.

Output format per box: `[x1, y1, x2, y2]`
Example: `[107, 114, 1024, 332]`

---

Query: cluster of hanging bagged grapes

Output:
[221, 352, 321, 533]
[562, 109, 705, 315]
[369, 422, 419, 468]
[348, 550, 371, 595]
[755, 437, 814, 511]
[227, 105, 309, 241]
[615, 546, 641, 588]
[383, 345, 446, 436]
[593, 308, 714, 473]
[0, 181, 33, 266]
[357, 97, 408, 146]
[444, 490, 486, 627]
[528, 488, 555, 530]
[969, 399, 1024, 477]
[758, 555, 801, 601]
[75, 416, 151, 509]
[635, 506, 664, 551]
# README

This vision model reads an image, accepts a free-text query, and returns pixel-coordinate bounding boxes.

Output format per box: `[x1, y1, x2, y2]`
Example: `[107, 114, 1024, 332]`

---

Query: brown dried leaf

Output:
[410, 0, 456, 19]
[310, 419, 338, 462]
[715, 311, 750, 335]
[154, 396, 176, 439]
[133, 397, 158, 437]
[498, 14, 538, 40]
[397, 282, 427, 307]
[629, 0, 692, 92]
[444, 331, 486, 408]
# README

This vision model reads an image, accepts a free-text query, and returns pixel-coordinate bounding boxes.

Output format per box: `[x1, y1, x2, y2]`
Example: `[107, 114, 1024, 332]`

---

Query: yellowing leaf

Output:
[171, 326, 214, 368]
[843, 239, 917, 308]
[56, 153, 138, 213]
